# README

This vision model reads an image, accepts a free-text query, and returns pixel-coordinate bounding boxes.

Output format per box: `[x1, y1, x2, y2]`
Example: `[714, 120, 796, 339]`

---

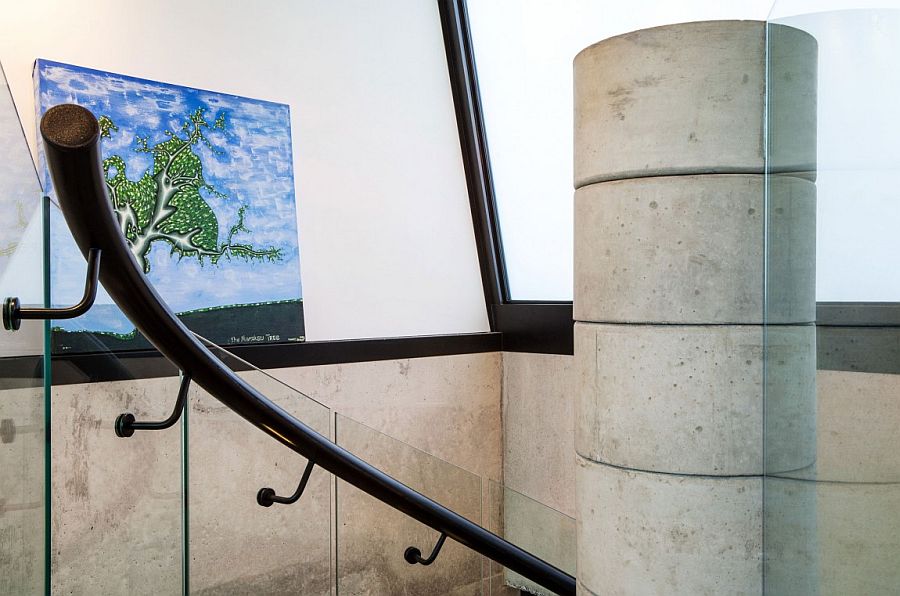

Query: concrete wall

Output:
[34, 333, 900, 595]
[501, 353, 900, 596]
[501, 352, 576, 518]
[500, 352, 576, 595]
[49, 352, 501, 595]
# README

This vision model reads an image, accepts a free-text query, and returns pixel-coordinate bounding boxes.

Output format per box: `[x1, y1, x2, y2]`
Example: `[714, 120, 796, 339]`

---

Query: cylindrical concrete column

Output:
[574, 21, 817, 594]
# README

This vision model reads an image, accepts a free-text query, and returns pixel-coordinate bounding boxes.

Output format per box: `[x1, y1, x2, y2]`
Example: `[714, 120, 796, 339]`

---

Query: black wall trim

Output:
[40, 332, 501, 386]
[3, 318, 897, 385]
[492, 302, 900, 356]
[439, 0, 510, 323]
[52, 350, 178, 385]
[817, 302, 900, 327]
[494, 303, 574, 355]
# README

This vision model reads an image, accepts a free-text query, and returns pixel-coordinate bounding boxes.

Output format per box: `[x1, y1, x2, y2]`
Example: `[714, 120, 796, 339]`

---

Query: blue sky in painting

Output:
[36, 59, 301, 334]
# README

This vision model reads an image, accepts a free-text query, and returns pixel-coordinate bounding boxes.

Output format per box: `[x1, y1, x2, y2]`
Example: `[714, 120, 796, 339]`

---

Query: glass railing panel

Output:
[44, 200, 184, 595]
[765, 3, 900, 594]
[486, 482, 574, 596]
[189, 338, 332, 595]
[0, 381, 46, 596]
[50, 369, 185, 595]
[335, 413, 483, 595]
[0, 59, 47, 595]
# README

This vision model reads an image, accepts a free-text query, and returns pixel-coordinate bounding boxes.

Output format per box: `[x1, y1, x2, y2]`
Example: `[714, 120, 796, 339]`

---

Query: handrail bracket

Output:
[2, 247, 101, 331]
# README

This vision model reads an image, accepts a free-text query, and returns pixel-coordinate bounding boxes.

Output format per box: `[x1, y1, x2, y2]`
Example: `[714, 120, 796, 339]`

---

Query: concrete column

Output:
[573, 21, 817, 594]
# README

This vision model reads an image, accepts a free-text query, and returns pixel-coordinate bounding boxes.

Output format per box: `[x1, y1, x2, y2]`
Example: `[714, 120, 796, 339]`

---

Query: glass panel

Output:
[0, 60, 46, 595]
[466, 0, 773, 300]
[769, 2, 900, 302]
[335, 413, 483, 595]
[486, 482, 574, 596]
[48, 355, 185, 593]
[189, 337, 332, 595]
[765, 3, 900, 594]
[51, 374, 185, 595]
[45, 198, 184, 595]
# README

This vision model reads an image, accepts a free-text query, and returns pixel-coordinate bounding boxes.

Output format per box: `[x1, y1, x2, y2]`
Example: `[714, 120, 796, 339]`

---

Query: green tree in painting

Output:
[98, 108, 282, 273]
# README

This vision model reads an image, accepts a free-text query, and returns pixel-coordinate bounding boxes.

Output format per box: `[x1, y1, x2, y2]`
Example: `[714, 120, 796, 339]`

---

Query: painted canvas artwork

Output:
[35, 59, 304, 352]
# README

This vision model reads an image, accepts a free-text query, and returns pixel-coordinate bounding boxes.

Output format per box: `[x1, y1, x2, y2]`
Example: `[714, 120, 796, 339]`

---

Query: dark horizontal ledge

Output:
[0, 355, 46, 390]
[1, 302, 896, 387]
[493, 303, 574, 355]
[816, 302, 900, 327]
[16, 332, 502, 386]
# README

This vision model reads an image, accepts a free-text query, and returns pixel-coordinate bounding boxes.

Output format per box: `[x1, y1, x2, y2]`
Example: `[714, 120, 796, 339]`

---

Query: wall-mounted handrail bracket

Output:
[2, 247, 101, 331]
[404, 532, 448, 566]
[115, 373, 191, 438]
[257, 459, 316, 507]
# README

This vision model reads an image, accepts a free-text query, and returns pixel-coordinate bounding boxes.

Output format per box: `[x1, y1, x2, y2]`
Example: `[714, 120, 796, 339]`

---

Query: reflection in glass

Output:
[765, 4, 900, 594]
[335, 413, 483, 595]
[487, 481, 574, 596]
[39, 200, 184, 595]
[0, 60, 46, 595]
[189, 339, 333, 595]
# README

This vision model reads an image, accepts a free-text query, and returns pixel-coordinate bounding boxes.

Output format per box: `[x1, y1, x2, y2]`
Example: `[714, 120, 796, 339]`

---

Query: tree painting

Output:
[37, 59, 304, 349]
[97, 109, 282, 274]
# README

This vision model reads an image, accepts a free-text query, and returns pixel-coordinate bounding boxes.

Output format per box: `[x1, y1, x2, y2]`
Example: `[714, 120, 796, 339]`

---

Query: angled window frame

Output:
[438, 0, 574, 355]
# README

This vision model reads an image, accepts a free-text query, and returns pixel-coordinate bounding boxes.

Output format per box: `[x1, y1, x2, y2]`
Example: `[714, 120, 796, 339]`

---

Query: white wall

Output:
[0, 0, 490, 341]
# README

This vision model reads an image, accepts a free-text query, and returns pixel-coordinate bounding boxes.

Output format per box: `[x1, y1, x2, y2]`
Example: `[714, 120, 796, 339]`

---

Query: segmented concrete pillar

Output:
[573, 21, 817, 594]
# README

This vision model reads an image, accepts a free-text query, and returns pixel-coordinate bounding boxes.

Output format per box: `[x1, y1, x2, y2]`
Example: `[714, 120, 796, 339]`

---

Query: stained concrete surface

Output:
[49, 352, 502, 595]
[576, 455, 763, 596]
[574, 174, 816, 325]
[574, 20, 816, 187]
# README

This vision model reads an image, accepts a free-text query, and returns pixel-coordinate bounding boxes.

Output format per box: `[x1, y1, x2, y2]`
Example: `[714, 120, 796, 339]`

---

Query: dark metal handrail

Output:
[40, 104, 575, 596]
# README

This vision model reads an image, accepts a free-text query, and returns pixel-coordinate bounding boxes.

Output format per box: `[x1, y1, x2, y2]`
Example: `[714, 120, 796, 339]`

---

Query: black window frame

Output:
[439, 0, 575, 355]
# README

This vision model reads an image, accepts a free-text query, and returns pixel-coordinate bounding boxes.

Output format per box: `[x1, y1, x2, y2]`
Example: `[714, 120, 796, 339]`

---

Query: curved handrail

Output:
[40, 104, 575, 596]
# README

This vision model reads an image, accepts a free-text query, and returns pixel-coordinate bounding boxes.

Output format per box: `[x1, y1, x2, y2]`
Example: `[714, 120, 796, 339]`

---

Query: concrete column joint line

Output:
[574, 168, 815, 191]
[576, 453, 763, 481]
[573, 320, 817, 327]
[765, 474, 900, 487]
[577, 578, 602, 596]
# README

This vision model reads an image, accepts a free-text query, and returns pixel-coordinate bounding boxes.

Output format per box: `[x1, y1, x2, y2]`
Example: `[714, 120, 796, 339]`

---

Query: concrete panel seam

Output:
[573, 320, 816, 327]
[576, 453, 763, 481]
[575, 168, 816, 190]
[763, 474, 900, 487]
[577, 578, 602, 596]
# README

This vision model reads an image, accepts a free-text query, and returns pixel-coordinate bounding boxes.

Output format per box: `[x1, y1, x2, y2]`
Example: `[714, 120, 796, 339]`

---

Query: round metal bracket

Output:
[3, 297, 21, 331]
